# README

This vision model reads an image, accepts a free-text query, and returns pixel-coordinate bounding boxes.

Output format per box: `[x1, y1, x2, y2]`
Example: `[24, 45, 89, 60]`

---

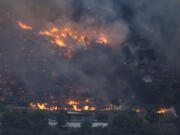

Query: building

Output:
[48, 118, 58, 127]
[64, 121, 108, 128]
[48, 111, 108, 128]
[65, 111, 108, 128]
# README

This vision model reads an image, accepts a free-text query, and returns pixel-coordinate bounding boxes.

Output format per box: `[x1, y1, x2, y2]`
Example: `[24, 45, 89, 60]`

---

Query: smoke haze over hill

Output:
[0, 0, 180, 107]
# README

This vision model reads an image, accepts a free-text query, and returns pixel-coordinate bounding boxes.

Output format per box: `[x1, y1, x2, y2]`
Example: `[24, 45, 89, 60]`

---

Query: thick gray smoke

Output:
[0, 0, 179, 106]
[129, 0, 180, 67]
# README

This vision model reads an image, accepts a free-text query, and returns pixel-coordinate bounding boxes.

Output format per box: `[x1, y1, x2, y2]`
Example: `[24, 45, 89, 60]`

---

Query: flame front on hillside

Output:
[39, 27, 108, 47]
[17, 21, 109, 59]
[18, 21, 32, 30]
[17, 21, 109, 48]
[29, 98, 114, 112]
[30, 102, 58, 111]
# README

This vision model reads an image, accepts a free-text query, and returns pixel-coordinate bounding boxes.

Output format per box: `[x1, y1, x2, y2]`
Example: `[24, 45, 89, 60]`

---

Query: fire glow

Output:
[18, 21, 32, 30]
[17, 21, 111, 112]
[29, 99, 114, 112]
[30, 102, 58, 111]
[39, 27, 108, 47]
[156, 108, 169, 114]
[17, 21, 109, 59]
[67, 99, 96, 111]
[39, 27, 67, 47]
[17, 21, 108, 47]
[103, 104, 114, 111]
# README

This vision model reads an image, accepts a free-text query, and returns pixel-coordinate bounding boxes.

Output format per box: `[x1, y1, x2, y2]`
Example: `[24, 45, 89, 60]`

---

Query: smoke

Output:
[128, 0, 180, 67]
[0, 0, 179, 107]
[0, 0, 131, 106]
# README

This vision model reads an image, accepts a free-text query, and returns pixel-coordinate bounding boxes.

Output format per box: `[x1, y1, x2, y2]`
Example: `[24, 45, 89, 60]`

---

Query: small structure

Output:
[92, 122, 108, 128]
[48, 118, 58, 127]
[64, 121, 108, 128]
[48, 111, 108, 128]
[64, 111, 108, 128]
[142, 76, 153, 83]
[65, 121, 81, 128]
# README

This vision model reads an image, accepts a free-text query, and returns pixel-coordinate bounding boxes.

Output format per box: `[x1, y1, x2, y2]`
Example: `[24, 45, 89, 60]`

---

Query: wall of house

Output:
[92, 122, 108, 128]
[65, 122, 81, 128]
[48, 119, 58, 127]
[64, 121, 108, 128]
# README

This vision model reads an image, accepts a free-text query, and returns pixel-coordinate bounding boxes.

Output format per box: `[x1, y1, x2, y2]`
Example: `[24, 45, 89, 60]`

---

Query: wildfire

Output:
[18, 21, 32, 30]
[67, 99, 96, 111]
[39, 27, 108, 48]
[29, 99, 97, 112]
[39, 27, 67, 47]
[39, 27, 86, 47]
[156, 108, 169, 114]
[103, 104, 114, 111]
[68, 100, 80, 105]
[83, 106, 96, 111]
[96, 34, 108, 45]
[72, 105, 82, 112]
[136, 109, 141, 113]
[29, 99, 116, 112]
[30, 102, 58, 111]
[17, 20, 109, 59]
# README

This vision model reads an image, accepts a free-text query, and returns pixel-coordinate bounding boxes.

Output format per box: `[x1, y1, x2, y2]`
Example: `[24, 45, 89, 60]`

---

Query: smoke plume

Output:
[0, 0, 179, 107]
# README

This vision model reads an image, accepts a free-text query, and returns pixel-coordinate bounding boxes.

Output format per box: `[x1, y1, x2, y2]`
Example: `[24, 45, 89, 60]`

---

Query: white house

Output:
[65, 121, 81, 128]
[48, 111, 109, 128]
[48, 118, 58, 127]
[92, 122, 108, 128]
[64, 121, 108, 128]
[64, 111, 108, 128]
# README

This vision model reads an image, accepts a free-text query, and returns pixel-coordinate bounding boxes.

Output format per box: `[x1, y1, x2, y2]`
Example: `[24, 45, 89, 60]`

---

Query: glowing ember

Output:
[156, 108, 169, 114]
[103, 104, 114, 111]
[96, 35, 108, 44]
[18, 21, 32, 30]
[82, 105, 95, 111]
[85, 99, 89, 103]
[89, 107, 96, 111]
[72, 105, 82, 111]
[136, 109, 141, 113]
[68, 100, 80, 105]
[84, 106, 89, 110]
[67, 99, 96, 111]
[0, 98, 4, 102]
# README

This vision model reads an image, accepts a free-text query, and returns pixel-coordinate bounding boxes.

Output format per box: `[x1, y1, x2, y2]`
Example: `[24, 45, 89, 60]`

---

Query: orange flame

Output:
[17, 21, 109, 59]
[72, 105, 82, 111]
[156, 108, 169, 114]
[30, 102, 58, 111]
[67, 99, 96, 111]
[84, 105, 89, 110]
[96, 35, 108, 44]
[29, 99, 119, 112]
[68, 100, 80, 105]
[39, 27, 108, 48]
[89, 107, 96, 111]
[83, 106, 96, 111]
[18, 21, 32, 30]
[39, 28, 66, 47]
